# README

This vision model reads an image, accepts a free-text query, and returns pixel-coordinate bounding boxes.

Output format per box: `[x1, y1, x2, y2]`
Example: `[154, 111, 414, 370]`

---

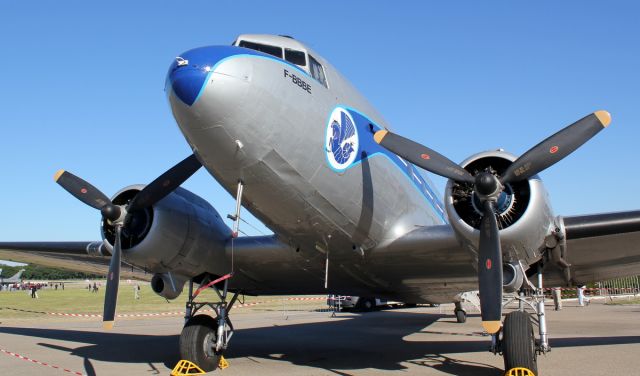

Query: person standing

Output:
[134, 284, 140, 300]
[578, 285, 588, 306]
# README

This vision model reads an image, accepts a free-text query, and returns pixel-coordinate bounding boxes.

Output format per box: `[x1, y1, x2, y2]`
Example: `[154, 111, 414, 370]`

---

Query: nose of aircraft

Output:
[166, 47, 219, 106]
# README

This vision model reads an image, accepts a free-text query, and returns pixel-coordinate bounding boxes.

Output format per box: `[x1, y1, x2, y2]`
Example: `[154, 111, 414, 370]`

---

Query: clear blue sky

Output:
[1, 1, 639, 241]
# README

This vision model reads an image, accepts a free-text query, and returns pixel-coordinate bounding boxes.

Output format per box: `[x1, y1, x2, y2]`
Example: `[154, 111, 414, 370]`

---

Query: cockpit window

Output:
[309, 55, 328, 88]
[238, 40, 283, 58]
[285, 49, 306, 66]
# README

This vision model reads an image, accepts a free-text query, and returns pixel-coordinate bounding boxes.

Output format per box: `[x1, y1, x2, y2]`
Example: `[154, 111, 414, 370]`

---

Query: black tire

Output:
[358, 298, 375, 311]
[404, 303, 418, 308]
[179, 315, 221, 372]
[455, 309, 466, 323]
[503, 311, 537, 375]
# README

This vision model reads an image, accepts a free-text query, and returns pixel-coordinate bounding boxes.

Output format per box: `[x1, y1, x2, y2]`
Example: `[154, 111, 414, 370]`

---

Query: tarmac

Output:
[0, 299, 639, 375]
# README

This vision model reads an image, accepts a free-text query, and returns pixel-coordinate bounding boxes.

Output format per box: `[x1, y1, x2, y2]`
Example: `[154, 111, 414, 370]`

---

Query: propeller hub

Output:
[101, 204, 123, 222]
[475, 172, 501, 197]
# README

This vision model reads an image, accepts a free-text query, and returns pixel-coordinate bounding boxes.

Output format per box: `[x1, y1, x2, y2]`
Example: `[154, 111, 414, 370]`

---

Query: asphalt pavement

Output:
[0, 299, 638, 375]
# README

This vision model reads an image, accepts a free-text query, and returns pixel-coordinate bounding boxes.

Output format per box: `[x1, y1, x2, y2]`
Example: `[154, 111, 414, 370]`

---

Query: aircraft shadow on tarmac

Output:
[1, 311, 640, 375]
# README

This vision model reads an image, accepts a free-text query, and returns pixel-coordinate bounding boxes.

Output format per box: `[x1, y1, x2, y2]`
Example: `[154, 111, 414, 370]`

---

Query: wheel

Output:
[404, 303, 417, 308]
[454, 309, 466, 323]
[358, 298, 375, 311]
[179, 315, 221, 372]
[502, 311, 537, 375]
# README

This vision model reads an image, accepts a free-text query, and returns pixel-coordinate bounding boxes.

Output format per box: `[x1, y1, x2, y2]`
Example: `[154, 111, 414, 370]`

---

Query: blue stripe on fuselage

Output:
[329, 106, 447, 224]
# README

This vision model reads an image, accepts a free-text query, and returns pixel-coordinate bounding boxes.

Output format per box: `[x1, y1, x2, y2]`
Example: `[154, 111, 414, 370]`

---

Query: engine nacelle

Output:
[100, 185, 232, 279]
[151, 272, 189, 300]
[445, 150, 556, 266]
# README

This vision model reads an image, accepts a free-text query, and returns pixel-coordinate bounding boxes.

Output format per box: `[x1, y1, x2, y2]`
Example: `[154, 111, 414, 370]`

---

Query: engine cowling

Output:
[444, 150, 556, 267]
[100, 185, 232, 282]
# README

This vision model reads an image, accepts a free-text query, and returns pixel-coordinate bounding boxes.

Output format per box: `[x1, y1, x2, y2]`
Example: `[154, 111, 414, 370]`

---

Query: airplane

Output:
[1, 33, 640, 374]
[0, 269, 26, 285]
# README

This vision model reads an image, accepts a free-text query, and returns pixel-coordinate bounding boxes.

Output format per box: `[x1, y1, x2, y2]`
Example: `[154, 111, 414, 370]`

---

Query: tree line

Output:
[0, 264, 104, 280]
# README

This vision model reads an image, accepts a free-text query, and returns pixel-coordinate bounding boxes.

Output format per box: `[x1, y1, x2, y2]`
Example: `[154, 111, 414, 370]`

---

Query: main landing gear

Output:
[180, 275, 239, 372]
[491, 266, 550, 375]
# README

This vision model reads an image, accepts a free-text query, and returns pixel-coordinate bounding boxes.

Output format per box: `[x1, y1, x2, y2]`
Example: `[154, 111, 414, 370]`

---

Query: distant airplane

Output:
[1, 34, 640, 374]
[0, 269, 25, 285]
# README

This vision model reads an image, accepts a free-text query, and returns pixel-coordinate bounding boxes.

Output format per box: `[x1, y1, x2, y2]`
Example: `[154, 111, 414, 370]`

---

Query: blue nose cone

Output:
[167, 45, 268, 106]
[166, 47, 217, 106]
[169, 65, 208, 106]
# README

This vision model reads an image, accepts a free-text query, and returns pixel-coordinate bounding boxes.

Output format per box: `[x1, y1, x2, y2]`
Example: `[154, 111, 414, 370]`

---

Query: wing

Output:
[227, 228, 479, 304]
[552, 210, 640, 285]
[0, 242, 151, 281]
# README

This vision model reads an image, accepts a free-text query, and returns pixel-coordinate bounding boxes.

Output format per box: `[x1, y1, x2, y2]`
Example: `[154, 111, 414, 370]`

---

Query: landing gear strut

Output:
[180, 275, 239, 372]
[492, 265, 550, 375]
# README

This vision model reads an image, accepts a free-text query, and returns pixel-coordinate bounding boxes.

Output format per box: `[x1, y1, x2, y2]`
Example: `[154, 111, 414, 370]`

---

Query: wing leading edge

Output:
[550, 210, 640, 285]
[0, 242, 150, 281]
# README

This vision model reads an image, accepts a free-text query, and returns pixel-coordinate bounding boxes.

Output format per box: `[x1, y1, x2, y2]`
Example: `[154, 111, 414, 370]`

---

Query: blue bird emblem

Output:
[329, 111, 356, 165]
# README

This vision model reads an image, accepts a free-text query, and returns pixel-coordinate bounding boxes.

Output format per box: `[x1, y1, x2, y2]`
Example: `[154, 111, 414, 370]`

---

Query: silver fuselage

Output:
[166, 42, 478, 302]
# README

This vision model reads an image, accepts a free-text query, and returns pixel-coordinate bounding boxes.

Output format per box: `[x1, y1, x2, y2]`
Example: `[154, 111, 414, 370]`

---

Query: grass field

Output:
[0, 281, 328, 320]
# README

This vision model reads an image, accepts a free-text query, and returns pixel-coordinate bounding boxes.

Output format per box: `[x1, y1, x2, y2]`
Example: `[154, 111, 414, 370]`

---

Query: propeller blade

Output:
[478, 200, 503, 334]
[103, 226, 122, 329]
[501, 111, 611, 184]
[54, 170, 111, 210]
[128, 154, 202, 211]
[374, 130, 475, 183]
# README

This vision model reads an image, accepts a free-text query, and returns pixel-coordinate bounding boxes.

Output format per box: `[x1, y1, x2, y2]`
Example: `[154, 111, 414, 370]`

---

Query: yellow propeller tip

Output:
[103, 321, 114, 330]
[53, 169, 65, 182]
[373, 130, 388, 144]
[482, 320, 501, 334]
[595, 110, 611, 127]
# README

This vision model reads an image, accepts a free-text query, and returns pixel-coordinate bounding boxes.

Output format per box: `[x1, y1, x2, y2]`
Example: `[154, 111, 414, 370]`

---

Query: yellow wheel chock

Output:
[218, 355, 230, 369]
[505, 367, 535, 376]
[171, 360, 206, 375]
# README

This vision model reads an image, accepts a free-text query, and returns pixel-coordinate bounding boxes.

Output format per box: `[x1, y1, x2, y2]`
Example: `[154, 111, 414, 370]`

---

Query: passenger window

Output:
[285, 49, 306, 66]
[309, 55, 328, 88]
[238, 40, 283, 58]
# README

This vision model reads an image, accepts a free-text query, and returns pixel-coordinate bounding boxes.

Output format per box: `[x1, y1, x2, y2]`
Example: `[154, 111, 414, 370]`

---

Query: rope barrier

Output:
[192, 273, 233, 299]
[0, 348, 85, 375]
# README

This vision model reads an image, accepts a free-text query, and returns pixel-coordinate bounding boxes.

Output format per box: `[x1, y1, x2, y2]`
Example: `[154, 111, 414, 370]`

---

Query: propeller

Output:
[103, 225, 122, 329]
[374, 111, 611, 333]
[373, 130, 475, 183]
[54, 154, 202, 329]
